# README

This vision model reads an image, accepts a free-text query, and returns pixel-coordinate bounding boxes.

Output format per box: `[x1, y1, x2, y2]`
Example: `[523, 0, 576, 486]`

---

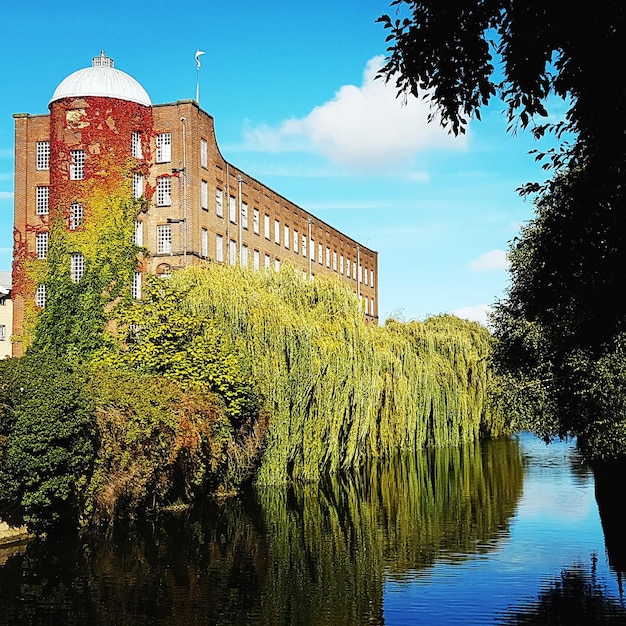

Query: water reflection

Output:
[0, 436, 551, 625]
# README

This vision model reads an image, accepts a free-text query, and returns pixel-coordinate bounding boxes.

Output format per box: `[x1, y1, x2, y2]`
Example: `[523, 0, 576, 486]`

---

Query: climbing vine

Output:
[15, 96, 155, 356]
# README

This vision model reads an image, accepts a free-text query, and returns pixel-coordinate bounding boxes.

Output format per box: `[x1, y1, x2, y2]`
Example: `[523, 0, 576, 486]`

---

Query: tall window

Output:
[71, 252, 85, 282]
[274, 258, 281, 272]
[36, 232, 48, 259]
[201, 180, 208, 210]
[36, 186, 49, 215]
[333, 251, 337, 271]
[35, 284, 46, 308]
[346, 259, 351, 279]
[131, 131, 142, 158]
[201, 227, 208, 258]
[229, 195, 236, 223]
[264, 214, 270, 239]
[156, 133, 172, 163]
[364, 267, 368, 286]
[340, 254, 344, 275]
[0, 325, 5, 341]
[36, 141, 50, 170]
[274, 219, 280, 244]
[132, 272, 142, 299]
[70, 150, 85, 180]
[133, 220, 143, 246]
[253, 249, 260, 271]
[156, 177, 172, 206]
[69, 202, 84, 230]
[302, 235, 307, 258]
[200, 138, 208, 168]
[216, 234, 224, 262]
[157, 224, 172, 254]
[216, 188, 223, 217]
[318, 243, 323, 265]
[132, 172, 144, 199]
[241, 244, 249, 267]
[229, 239, 236, 265]
[370, 270, 374, 288]
[284, 225, 290, 249]
[264, 253, 271, 268]
[294, 230, 299, 253]
[253, 208, 260, 235]
[326, 247, 331, 268]
[242, 202, 248, 229]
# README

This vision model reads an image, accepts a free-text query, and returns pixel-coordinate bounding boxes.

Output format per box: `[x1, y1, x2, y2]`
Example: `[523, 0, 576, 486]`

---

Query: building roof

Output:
[49, 52, 151, 107]
[0, 271, 11, 296]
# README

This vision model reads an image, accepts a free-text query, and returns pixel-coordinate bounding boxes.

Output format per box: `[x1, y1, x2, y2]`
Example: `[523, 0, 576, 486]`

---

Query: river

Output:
[0, 432, 624, 624]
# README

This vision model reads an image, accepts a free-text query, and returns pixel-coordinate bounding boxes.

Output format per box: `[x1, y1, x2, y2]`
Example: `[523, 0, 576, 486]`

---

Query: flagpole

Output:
[195, 50, 205, 106]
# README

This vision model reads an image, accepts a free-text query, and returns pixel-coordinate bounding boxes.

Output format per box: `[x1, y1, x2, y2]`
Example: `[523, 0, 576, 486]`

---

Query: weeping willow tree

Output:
[124, 263, 507, 485]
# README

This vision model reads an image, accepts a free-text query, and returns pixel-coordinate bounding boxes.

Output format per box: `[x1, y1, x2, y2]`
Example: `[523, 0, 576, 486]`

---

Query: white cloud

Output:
[453, 304, 492, 328]
[468, 249, 509, 272]
[0, 191, 14, 200]
[241, 56, 466, 172]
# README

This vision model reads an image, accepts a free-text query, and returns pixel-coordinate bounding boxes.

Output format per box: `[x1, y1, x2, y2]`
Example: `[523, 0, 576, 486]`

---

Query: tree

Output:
[378, 1, 626, 457]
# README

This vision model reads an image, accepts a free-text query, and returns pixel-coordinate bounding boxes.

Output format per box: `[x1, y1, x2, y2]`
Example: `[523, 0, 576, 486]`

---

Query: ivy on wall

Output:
[14, 97, 155, 356]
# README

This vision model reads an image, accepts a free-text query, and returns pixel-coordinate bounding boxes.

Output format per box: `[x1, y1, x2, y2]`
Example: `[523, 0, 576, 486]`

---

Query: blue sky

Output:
[0, 1, 562, 326]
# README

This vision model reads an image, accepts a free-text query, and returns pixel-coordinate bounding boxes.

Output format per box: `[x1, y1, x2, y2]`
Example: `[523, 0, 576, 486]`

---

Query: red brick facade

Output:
[12, 90, 378, 356]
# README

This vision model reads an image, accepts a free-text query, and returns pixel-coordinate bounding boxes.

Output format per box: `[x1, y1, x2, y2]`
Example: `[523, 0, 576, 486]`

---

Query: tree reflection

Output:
[0, 437, 524, 625]
[498, 559, 626, 625]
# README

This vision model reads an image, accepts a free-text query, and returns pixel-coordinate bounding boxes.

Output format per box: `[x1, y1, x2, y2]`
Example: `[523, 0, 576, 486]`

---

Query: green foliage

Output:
[85, 369, 235, 525]
[0, 354, 95, 534]
[147, 264, 506, 484]
[94, 276, 261, 425]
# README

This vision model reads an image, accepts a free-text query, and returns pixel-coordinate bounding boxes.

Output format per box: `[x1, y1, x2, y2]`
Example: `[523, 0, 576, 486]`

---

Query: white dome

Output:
[49, 52, 151, 107]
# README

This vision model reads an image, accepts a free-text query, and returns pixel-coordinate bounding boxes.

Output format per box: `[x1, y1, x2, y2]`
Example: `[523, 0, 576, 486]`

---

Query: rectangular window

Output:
[201, 180, 208, 210]
[157, 224, 172, 254]
[70, 149, 85, 180]
[340, 255, 344, 275]
[131, 131, 142, 158]
[201, 227, 208, 258]
[229, 196, 236, 223]
[241, 244, 249, 267]
[0, 324, 5, 341]
[36, 232, 48, 259]
[264, 214, 270, 239]
[274, 219, 280, 244]
[36, 141, 50, 170]
[284, 225, 290, 249]
[71, 252, 85, 282]
[253, 208, 260, 235]
[35, 284, 46, 308]
[216, 188, 223, 217]
[326, 247, 331, 268]
[294, 230, 299, 253]
[264, 253, 271, 268]
[333, 251, 337, 271]
[133, 219, 143, 246]
[132, 272, 142, 299]
[253, 249, 260, 271]
[370, 270, 374, 288]
[229, 239, 236, 265]
[216, 234, 224, 262]
[132, 172, 144, 199]
[358, 264, 363, 284]
[70, 202, 84, 230]
[156, 133, 172, 163]
[156, 177, 172, 206]
[302, 235, 307, 258]
[242, 202, 248, 229]
[274, 258, 281, 272]
[36, 186, 49, 215]
[318, 243, 323, 265]
[347, 259, 351, 279]
[364, 267, 368, 286]
[200, 138, 208, 168]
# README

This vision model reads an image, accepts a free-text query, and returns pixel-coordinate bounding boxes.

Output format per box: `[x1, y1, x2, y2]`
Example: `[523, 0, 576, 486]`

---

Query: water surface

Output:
[0, 432, 624, 624]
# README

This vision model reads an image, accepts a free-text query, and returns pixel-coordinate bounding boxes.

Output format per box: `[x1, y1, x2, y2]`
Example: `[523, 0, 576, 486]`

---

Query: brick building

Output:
[12, 53, 378, 356]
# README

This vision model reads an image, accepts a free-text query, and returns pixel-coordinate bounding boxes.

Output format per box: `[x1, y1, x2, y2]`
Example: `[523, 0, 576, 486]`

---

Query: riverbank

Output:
[0, 521, 30, 546]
